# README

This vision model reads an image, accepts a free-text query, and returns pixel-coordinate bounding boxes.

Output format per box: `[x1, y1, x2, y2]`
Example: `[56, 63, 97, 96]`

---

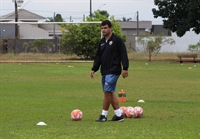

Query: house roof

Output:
[0, 9, 46, 21]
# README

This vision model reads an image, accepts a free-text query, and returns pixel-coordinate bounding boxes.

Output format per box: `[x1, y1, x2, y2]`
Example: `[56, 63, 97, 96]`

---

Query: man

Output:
[90, 20, 129, 122]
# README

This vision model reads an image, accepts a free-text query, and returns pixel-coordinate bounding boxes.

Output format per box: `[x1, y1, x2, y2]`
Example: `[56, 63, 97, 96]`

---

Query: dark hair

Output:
[101, 20, 112, 28]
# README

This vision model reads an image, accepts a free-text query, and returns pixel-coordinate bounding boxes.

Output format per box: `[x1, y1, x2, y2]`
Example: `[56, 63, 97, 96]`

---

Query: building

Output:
[0, 9, 62, 39]
[0, 9, 62, 53]
[119, 21, 152, 51]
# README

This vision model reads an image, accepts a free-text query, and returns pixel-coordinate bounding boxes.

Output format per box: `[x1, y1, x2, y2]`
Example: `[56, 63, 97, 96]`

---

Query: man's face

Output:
[101, 25, 111, 37]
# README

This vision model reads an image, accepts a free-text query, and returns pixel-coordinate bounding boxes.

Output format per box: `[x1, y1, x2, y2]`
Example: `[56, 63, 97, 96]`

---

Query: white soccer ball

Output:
[120, 106, 127, 117]
[70, 109, 83, 121]
[134, 106, 144, 118]
[126, 106, 137, 118]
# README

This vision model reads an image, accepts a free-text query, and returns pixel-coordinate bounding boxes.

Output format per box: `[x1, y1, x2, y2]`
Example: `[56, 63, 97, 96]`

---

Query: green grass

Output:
[0, 61, 200, 139]
[0, 52, 199, 61]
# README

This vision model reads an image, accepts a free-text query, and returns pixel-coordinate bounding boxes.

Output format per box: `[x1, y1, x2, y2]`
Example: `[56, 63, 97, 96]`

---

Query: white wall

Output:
[160, 30, 200, 52]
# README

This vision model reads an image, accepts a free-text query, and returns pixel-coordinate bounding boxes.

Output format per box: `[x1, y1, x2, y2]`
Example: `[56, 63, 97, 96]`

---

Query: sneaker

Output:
[110, 115, 124, 122]
[95, 115, 107, 122]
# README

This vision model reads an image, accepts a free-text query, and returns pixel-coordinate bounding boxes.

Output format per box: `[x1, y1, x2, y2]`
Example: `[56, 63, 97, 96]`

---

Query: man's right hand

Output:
[122, 70, 128, 78]
[90, 71, 95, 78]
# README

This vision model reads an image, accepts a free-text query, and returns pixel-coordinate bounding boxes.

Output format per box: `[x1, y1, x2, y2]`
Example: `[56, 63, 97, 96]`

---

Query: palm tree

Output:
[46, 14, 64, 22]
[122, 17, 132, 21]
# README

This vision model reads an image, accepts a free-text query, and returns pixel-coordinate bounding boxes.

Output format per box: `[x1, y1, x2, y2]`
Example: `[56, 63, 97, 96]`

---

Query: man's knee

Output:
[104, 91, 113, 96]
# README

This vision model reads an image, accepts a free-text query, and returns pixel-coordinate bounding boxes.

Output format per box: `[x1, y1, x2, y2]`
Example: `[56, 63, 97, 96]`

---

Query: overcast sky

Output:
[0, 0, 163, 24]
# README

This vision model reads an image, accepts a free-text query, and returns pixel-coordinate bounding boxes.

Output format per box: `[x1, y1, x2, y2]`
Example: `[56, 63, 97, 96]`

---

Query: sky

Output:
[0, 0, 163, 24]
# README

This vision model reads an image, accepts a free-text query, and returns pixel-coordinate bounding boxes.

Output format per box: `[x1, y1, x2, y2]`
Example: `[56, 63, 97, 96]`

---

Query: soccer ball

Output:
[134, 106, 144, 118]
[126, 106, 137, 118]
[120, 106, 127, 117]
[71, 109, 83, 121]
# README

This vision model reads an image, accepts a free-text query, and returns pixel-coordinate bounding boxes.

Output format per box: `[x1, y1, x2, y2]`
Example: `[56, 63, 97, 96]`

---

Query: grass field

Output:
[0, 60, 200, 139]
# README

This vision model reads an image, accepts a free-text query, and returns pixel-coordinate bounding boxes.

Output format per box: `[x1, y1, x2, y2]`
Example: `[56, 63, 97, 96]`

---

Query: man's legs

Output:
[96, 74, 124, 122]
[102, 91, 119, 115]
[103, 91, 119, 110]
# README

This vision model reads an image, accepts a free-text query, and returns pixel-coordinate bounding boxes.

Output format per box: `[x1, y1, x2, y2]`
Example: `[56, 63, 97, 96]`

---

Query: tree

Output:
[22, 41, 29, 53]
[152, 0, 200, 37]
[0, 39, 8, 54]
[87, 11, 126, 41]
[96, 10, 109, 18]
[0, 39, 3, 51]
[60, 10, 126, 59]
[46, 14, 64, 22]
[188, 41, 200, 52]
[32, 40, 53, 53]
[122, 17, 132, 21]
[60, 23, 100, 59]
[137, 34, 175, 62]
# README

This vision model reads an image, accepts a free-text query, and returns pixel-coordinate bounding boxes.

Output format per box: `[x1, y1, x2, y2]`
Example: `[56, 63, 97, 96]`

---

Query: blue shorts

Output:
[102, 74, 119, 93]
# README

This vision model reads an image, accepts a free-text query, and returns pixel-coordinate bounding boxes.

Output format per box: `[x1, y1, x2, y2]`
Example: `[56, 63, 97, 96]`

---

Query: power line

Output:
[1, 0, 154, 3]
[0, 9, 89, 14]
[115, 12, 136, 16]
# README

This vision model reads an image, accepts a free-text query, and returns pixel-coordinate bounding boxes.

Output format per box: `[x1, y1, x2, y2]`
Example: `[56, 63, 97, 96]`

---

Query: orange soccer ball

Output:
[126, 106, 137, 118]
[120, 106, 127, 117]
[70, 109, 83, 121]
[134, 106, 144, 118]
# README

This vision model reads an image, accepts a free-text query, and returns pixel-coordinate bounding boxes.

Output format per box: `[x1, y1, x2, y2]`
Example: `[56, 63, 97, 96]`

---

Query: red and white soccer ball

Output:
[71, 109, 83, 121]
[134, 106, 144, 118]
[126, 106, 137, 118]
[120, 106, 127, 117]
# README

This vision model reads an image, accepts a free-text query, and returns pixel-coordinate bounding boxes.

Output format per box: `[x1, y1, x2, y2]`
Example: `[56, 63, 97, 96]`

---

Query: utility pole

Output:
[53, 12, 55, 39]
[70, 16, 72, 22]
[14, 0, 18, 54]
[137, 11, 139, 36]
[53, 12, 57, 53]
[13, 0, 23, 54]
[90, 0, 92, 18]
